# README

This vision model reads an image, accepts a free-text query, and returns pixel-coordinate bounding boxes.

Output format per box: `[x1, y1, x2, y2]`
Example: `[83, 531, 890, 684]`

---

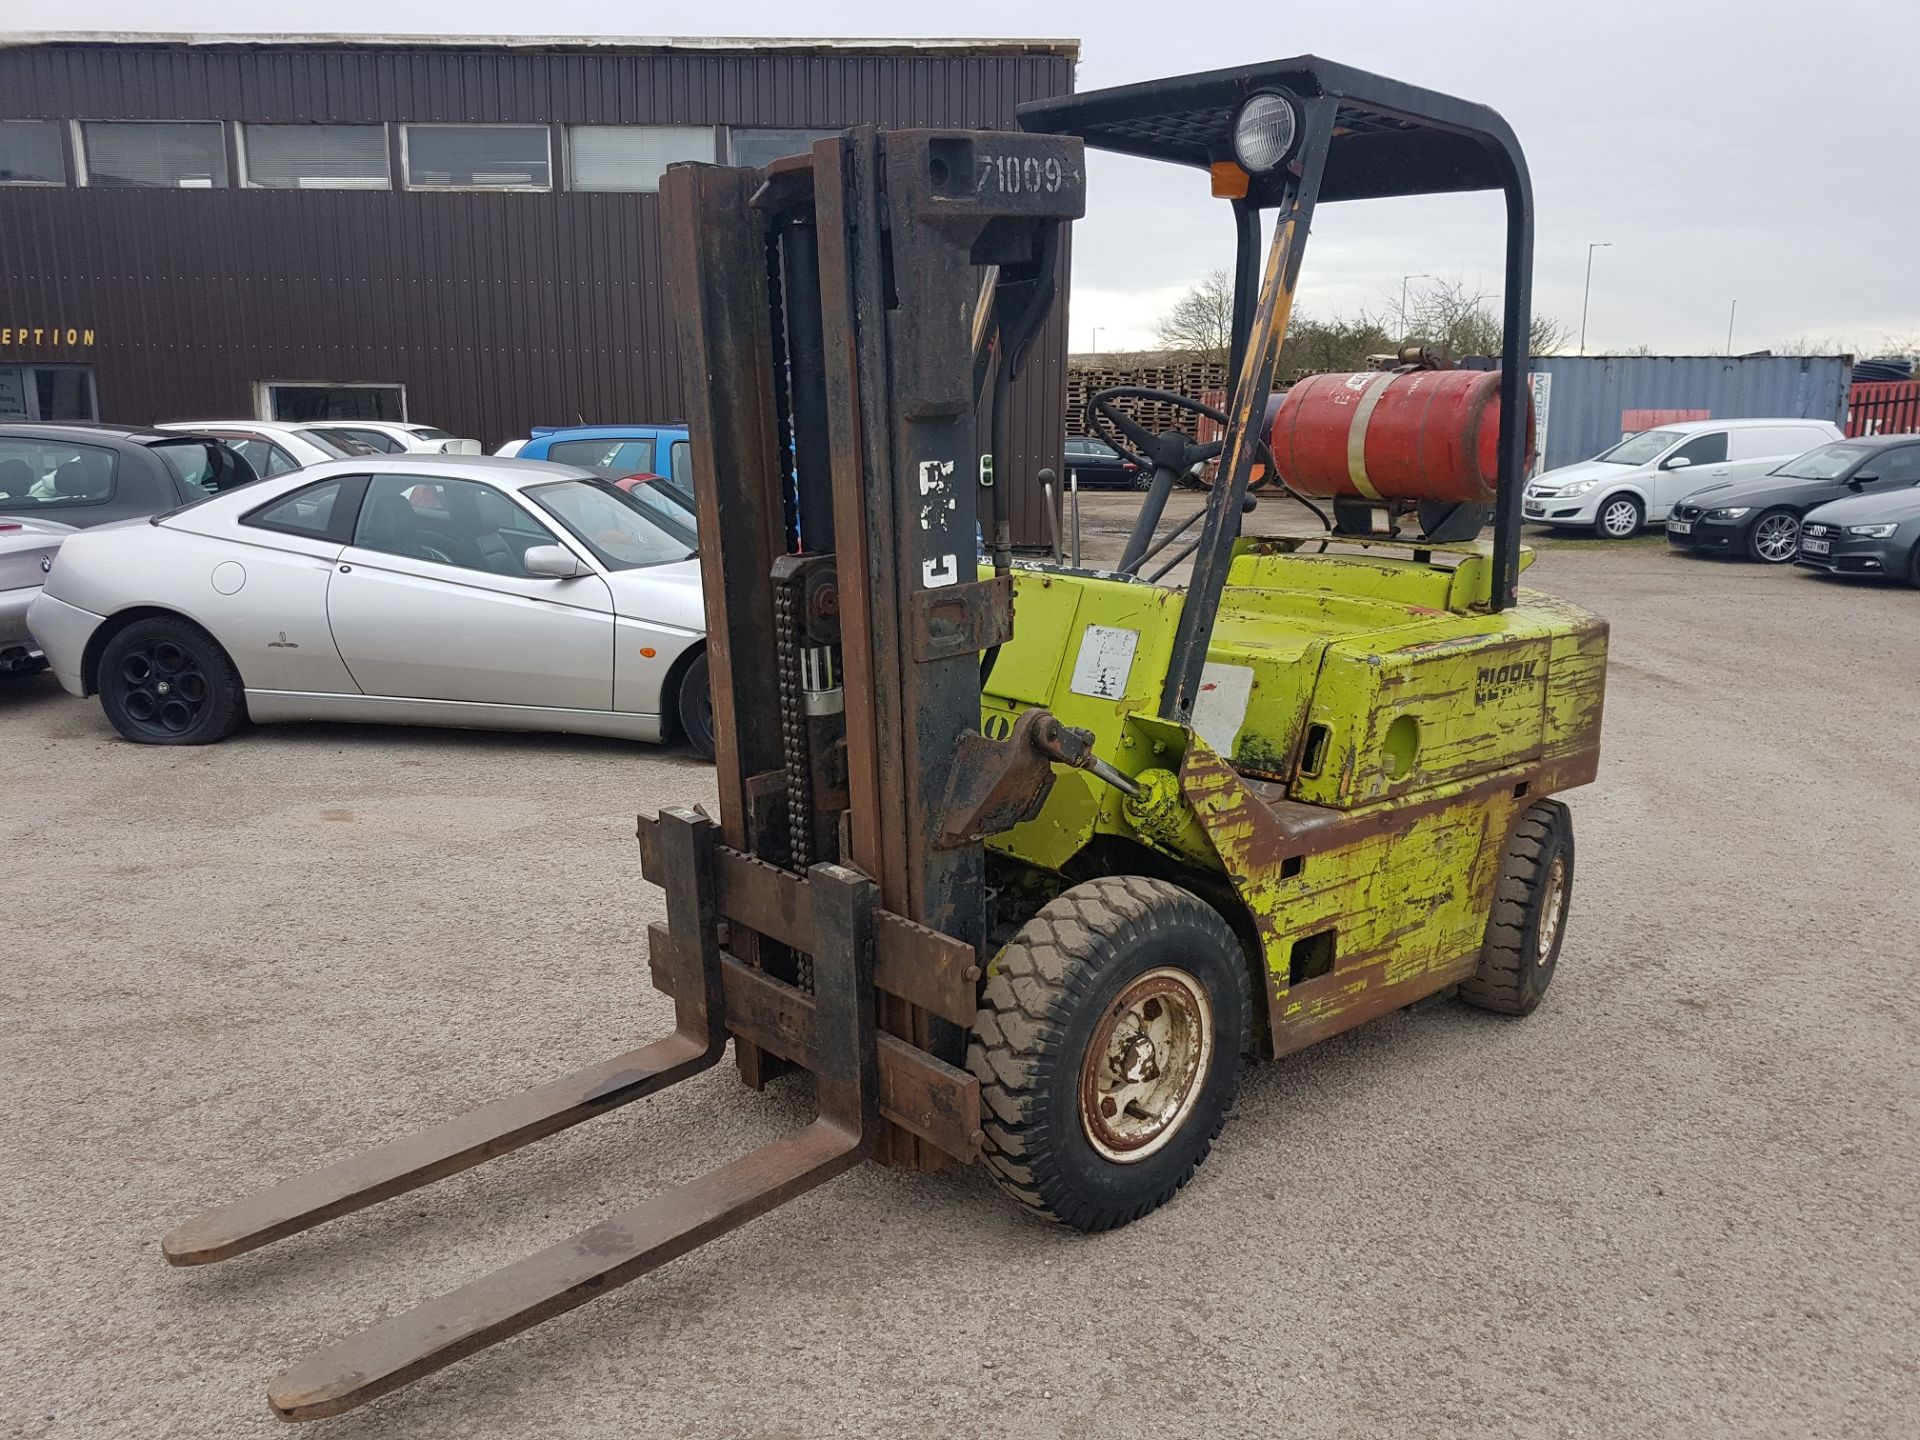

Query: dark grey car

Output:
[1667, 435, 1920, 563]
[0, 423, 257, 528]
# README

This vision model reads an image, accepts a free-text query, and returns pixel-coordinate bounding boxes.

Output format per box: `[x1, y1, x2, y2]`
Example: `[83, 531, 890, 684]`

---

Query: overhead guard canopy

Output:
[1015, 55, 1528, 207]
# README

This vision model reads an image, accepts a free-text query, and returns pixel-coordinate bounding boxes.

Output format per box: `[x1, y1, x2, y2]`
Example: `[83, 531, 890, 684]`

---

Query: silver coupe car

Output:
[27, 456, 713, 753]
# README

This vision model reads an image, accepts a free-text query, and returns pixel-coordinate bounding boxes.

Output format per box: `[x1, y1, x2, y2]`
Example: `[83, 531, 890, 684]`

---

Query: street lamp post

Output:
[1091, 327, 1103, 354]
[1579, 242, 1612, 355]
[1725, 300, 1738, 356]
[1398, 273, 1430, 337]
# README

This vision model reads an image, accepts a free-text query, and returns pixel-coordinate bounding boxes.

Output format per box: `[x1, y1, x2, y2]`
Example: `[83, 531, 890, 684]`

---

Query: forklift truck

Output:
[161, 56, 1607, 1419]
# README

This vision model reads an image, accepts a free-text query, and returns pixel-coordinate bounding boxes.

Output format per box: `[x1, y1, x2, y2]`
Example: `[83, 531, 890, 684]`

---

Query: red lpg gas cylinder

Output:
[1266, 368, 1531, 504]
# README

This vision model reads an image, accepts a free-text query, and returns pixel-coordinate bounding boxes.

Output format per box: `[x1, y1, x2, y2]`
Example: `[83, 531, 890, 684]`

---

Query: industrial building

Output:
[0, 32, 1077, 539]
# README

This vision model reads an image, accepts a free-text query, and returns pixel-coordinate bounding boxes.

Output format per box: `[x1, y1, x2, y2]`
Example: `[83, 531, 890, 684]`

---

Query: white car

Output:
[301, 421, 483, 456]
[1522, 417, 1843, 539]
[155, 421, 368, 478]
[28, 456, 713, 752]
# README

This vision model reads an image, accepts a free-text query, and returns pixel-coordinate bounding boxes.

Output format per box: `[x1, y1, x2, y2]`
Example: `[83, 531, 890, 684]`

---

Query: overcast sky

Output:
[25, 0, 1920, 357]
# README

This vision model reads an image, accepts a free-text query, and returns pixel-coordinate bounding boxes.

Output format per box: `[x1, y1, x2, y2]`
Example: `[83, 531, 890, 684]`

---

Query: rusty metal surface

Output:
[909, 574, 1015, 663]
[636, 816, 982, 1028]
[662, 160, 797, 1087]
[641, 924, 982, 1160]
[160, 1033, 713, 1268]
[937, 707, 1063, 845]
[267, 1122, 866, 1422]
[162, 807, 729, 1269]
[236, 841, 887, 1422]
[1176, 744, 1605, 1059]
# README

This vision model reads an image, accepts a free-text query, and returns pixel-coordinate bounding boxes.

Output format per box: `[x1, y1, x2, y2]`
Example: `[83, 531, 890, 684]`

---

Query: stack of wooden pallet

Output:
[1065, 355, 1229, 439]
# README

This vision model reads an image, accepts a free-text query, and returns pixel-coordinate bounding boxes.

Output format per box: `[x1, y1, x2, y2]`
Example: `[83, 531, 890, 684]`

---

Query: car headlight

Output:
[1231, 91, 1301, 173]
[1564, 478, 1599, 495]
[1846, 523, 1899, 538]
[1704, 507, 1750, 521]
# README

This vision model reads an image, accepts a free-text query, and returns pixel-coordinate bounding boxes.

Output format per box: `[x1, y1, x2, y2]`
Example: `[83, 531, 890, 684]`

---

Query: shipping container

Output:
[1526, 354, 1852, 474]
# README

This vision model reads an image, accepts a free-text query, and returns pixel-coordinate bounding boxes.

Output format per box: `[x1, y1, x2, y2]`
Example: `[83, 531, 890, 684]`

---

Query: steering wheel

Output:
[1088, 386, 1279, 494]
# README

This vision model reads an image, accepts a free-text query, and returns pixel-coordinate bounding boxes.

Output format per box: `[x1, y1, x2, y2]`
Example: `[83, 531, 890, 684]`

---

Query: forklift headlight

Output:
[1232, 92, 1300, 173]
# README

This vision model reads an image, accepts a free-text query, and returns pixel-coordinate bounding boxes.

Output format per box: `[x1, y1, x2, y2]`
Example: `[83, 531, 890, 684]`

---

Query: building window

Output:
[242, 124, 390, 189]
[0, 365, 97, 422]
[402, 125, 550, 190]
[0, 121, 65, 185]
[260, 382, 406, 423]
[727, 128, 844, 169]
[566, 126, 716, 192]
[80, 121, 228, 188]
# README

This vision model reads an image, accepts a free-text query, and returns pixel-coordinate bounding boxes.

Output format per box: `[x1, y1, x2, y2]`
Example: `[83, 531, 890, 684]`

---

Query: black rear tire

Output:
[969, 876, 1248, 1232]
[1460, 800, 1574, 1016]
[97, 617, 247, 746]
[675, 649, 715, 760]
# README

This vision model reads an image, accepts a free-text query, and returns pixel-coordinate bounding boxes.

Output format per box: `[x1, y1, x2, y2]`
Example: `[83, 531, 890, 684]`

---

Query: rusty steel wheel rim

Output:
[1537, 854, 1568, 965]
[1079, 966, 1213, 1163]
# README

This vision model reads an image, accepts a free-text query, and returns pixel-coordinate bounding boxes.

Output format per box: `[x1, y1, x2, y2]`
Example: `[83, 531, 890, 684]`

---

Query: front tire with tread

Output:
[968, 876, 1248, 1232]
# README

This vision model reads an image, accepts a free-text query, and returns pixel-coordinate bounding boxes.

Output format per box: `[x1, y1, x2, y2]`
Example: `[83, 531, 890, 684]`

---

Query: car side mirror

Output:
[524, 544, 586, 578]
[1662, 455, 1692, 470]
[1852, 471, 1879, 485]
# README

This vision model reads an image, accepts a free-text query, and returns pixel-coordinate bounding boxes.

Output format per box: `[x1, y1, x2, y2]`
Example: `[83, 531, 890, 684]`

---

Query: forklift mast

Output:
[664, 131, 1085, 1162]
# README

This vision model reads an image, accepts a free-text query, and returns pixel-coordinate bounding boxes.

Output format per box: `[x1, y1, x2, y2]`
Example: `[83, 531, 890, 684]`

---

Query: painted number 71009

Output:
[976, 152, 1067, 196]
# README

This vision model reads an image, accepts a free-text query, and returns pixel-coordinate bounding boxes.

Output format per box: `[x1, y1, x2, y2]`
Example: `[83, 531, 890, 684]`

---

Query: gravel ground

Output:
[3, 515, 1916, 1439]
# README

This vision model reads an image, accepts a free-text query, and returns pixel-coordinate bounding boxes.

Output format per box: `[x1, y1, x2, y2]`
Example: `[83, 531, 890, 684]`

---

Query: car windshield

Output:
[1596, 429, 1682, 465]
[526, 477, 697, 570]
[291, 429, 364, 459]
[1773, 442, 1871, 480]
[151, 440, 257, 495]
[546, 437, 656, 474]
[615, 474, 699, 527]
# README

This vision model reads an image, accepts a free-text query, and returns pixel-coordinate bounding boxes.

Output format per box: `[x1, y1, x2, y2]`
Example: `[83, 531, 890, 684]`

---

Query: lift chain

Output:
[765, 226, 802, 553]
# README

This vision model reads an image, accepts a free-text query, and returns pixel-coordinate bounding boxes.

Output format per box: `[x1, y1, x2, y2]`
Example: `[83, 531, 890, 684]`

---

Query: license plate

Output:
[1802, 537, 1830, 555]
[1668, 519, 1692, 534]
[1524, 503, 1544, 516]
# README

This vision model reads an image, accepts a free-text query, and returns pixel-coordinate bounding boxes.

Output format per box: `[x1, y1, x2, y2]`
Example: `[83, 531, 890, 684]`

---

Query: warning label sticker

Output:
[1069, 625, 1139, 700]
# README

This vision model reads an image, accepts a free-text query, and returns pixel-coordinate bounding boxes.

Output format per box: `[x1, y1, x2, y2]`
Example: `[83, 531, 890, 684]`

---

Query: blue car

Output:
[500, 424, 698, 530]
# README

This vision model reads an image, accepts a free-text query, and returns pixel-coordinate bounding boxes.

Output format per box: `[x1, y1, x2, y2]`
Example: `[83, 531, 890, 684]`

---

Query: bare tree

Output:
[1154, 269, 1235, 361]
[1275, 310, 1397, 378]
[1382, 276, 1571, 358]
[1156, 269, 1572, 372]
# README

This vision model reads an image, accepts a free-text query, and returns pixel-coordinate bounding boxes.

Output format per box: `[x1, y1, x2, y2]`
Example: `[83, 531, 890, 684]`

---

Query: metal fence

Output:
[1847, 381, 1920, 437]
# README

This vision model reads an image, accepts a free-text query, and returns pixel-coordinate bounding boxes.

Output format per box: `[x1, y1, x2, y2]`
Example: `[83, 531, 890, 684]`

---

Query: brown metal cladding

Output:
[0, 37, 1076, 543]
